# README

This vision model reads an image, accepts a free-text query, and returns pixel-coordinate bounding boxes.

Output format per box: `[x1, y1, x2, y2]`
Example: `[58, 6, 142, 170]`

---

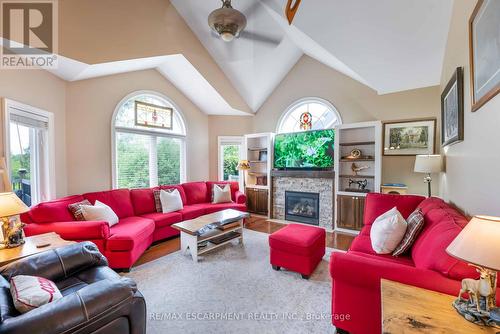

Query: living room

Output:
[0, 0, 499, 333]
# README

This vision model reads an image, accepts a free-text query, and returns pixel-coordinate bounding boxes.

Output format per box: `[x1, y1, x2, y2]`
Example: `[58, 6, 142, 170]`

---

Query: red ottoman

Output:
[269, 224, 326, 279]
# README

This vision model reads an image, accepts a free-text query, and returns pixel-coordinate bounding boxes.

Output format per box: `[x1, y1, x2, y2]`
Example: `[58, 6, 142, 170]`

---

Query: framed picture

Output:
[135, 101, 173, 129]
[441, 67, 464, 147]
[383, 119, 436, 156]
[469, 0, 500, 112]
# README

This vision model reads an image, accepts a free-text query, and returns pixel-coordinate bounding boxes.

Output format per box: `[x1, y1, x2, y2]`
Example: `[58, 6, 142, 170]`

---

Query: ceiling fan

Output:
[208, 0, 296, 45]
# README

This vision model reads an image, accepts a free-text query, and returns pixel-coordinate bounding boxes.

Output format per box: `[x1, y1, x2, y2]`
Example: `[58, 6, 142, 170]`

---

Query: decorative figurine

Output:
[348, 178, 368, 191]
[351, 163, 369, 176]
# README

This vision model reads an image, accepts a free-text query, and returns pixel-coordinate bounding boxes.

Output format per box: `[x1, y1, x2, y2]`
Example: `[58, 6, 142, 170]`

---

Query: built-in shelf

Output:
[250, 160, 267, 163]
[245, 185, 269, 190]
[340, 158, 375, 162]
[271, 169, 335, 179]
[339, 141, 375, 146]
[247, 147, 268, 151]
[339, 174, 375, 179]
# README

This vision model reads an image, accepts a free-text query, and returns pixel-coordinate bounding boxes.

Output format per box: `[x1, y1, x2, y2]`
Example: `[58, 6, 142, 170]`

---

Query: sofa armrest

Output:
[24, 221, 110, 240]
[330, 252, 462, 296]
[0, 277, 138, 334]
[0, 242, 108, 282]
[235, 191, 246, 204]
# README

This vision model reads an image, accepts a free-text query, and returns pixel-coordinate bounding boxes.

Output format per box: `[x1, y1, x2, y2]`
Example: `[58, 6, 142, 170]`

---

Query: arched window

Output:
[276, 98, 342, 133]
[112, 91, 186, 189]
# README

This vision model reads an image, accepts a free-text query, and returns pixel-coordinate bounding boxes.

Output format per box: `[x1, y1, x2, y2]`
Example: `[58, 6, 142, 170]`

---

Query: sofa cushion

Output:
[83, 189, 134, 219]
[130, 188, 158, 216]
[393, 208, 425, 256]
[412, 198, 478, 281]
[348, 250, 415, 267]
[140, 212, 183, 229]
[370, 207, 407, 254]
[206, 181, 239, 202]
[68, 199, 92, 221]
[178, 204, 207, 220]
[81, 200, 119, 227]
[363, 193, 425, 226]
[10, 275, 62, 313]
[181, 182, 208, 205]
[160, 185, 187, 205]
[204, 203, 247, 214]
[269, 224, 325, 257]
[29, 195, 84, 223]
[107, 216, 155, 251]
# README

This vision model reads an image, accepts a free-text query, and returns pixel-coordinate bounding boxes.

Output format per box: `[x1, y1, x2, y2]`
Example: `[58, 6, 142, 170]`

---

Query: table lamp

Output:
[237, 160, 251, 189]
[446, 216, 500, 327]
[414, 154, 442, 197]
[0, 192, 29, 248]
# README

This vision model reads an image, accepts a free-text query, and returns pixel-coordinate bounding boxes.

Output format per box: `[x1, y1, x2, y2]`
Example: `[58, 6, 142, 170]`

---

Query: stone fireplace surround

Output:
[271, 170, 335, 231]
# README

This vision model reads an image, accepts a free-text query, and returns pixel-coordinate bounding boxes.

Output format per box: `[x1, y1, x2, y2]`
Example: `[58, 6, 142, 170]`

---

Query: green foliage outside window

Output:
[223, 145, 239, 181]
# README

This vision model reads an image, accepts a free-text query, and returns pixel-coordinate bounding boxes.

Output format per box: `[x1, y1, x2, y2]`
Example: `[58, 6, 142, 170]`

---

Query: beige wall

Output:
[0, 70, 67, 197]
[439, 0, 500, 216]
[65, 69, 209, 194]
[207, 115, 253, 181]
[251, 56, 441, 196]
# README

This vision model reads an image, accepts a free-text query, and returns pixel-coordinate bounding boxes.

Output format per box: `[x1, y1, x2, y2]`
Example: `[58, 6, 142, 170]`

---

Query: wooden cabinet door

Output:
[246, 188, 257, 213]
[337, 195, 365, 231]
[256, 189, 269, 215]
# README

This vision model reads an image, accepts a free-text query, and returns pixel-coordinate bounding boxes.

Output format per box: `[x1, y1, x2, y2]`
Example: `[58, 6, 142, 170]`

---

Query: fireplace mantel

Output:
[271, 169, 335, 179]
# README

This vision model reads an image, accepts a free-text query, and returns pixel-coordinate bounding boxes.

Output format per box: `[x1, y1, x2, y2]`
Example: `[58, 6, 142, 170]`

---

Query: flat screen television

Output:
[274, 129, 335, 170]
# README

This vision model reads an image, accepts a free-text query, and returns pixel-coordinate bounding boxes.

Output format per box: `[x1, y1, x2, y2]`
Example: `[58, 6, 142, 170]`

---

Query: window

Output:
[113, 92, 186, 188]
[276, 98, 342, 133]
[218, 136, 243, 183]
[4, 99, 55, 206]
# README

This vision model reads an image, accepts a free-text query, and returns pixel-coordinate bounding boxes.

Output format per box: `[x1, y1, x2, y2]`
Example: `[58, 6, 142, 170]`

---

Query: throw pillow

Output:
[10, 275, 62, 313]
[81, 200, 119, 227]
[159, 189, 184, 214]
[212, 184, 232, 204]
[68, 199, 91, 221]
[370, 207, 408, 254]
[392, 208, 425, 256]
[153, 189, 178, 213]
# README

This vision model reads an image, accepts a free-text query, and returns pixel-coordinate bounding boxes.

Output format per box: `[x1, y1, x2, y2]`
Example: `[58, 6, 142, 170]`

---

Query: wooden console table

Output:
[381, 279, 498, 333]
[0, 232, 75, 267]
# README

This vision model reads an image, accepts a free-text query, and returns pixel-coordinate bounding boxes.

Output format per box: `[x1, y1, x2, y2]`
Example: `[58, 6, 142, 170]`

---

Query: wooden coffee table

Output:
[172, 209, 249, 262]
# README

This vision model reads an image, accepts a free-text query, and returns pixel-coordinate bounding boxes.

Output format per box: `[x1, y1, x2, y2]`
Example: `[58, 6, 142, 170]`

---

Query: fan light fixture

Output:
[208, 0, 247, 42]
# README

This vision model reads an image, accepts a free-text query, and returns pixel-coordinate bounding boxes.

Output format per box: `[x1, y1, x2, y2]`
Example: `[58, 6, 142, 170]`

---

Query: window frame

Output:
[276, 97, 342, 134]
[217, 136, 244, 186]
[2, 98, 56, 205]
[111, 90, 188, 189]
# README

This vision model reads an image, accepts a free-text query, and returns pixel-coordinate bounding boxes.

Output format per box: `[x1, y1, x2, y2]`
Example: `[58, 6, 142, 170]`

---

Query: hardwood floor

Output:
[133, 215, 355, 267]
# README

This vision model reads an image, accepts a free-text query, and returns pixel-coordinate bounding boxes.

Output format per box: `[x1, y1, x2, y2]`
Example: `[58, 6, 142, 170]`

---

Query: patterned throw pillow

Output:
[68, 199, 91, 221]
[10, 275, 62, 313]
[153, 189, 176, 213]
[392, 208, 425, 256]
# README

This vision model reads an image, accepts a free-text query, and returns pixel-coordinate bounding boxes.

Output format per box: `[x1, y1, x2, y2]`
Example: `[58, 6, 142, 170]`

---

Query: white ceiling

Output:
[171, 0, 454, 110]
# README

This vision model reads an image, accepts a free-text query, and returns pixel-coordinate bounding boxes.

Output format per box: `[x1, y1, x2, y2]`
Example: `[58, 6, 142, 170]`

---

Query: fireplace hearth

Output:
[285, 191, 320, 225]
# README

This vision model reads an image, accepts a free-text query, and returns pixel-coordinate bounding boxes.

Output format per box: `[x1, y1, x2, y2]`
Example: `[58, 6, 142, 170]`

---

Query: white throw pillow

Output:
[212, 184, 232, 204]
[10, 275, 62, 313]
[81, 200, 119, 227]
[370, 207, 408, 254]
[160, 189, 184, 213]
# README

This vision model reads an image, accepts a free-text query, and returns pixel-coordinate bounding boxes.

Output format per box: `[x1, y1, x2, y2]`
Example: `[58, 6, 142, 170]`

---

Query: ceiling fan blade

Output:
[239, 30, 281, 46]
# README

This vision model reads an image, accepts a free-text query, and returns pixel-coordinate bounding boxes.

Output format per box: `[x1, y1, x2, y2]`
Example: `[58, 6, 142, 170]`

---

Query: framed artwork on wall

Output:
[383, 119, 436, 156]
[469, 0, 500, 112]
[441, 67, 464, 147]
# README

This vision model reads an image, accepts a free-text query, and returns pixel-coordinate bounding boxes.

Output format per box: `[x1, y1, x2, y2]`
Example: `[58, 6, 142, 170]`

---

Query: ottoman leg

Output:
[272, 265, 281, 271]
[301, 274, 310, 279]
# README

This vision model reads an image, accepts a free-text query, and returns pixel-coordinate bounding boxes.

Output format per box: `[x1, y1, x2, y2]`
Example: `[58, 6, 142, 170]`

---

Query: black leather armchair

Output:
[0, 242, 146, 334]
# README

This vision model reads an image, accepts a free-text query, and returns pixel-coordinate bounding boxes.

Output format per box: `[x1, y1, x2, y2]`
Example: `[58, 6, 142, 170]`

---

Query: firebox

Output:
[285, 191, 320, 225]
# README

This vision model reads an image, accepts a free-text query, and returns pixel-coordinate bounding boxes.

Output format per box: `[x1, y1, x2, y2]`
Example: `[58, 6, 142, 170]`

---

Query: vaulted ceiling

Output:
[172, 0, 454, 112]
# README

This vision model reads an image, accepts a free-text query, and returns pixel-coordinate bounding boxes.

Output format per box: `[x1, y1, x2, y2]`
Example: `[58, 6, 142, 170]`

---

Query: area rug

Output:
[125, 229, 336, 334]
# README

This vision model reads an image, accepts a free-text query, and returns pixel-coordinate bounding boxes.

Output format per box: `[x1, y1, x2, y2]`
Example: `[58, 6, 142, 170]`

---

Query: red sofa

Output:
[330, 193, 500, 334]
[20, 181, 246, 270]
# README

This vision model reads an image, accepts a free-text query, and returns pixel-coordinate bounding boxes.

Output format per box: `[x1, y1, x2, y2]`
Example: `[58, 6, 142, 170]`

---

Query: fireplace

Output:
[285, 191, 320, 225]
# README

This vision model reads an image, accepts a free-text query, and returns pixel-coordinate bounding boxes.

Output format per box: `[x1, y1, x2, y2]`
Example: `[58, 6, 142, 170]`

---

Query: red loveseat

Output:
[20, 181, 246, 270]
[330, 193, 500, 334]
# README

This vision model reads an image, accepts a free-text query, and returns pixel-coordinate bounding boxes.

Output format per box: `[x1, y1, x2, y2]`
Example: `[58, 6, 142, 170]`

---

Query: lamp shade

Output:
[414, 155, 442, 173]
[446, 216, 500, 271]
[0, 192, 29, 218]
[237, 160, 251, 171]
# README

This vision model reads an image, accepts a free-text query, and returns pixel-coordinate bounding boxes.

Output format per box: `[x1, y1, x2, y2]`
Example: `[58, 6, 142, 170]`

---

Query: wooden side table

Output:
[0, 232, 75, 267]
[381, 279, 498, 333]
